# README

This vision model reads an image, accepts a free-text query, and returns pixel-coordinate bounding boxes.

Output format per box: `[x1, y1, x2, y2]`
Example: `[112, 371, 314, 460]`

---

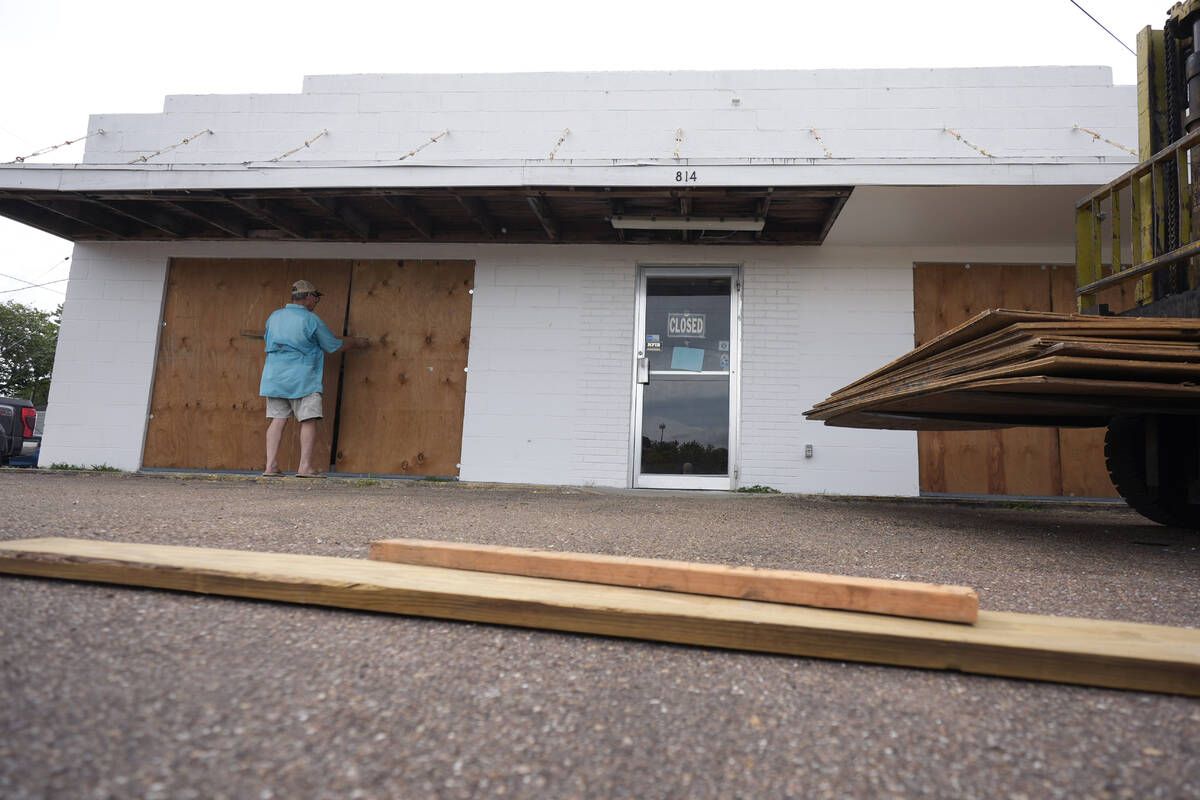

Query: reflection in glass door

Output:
[633, 267, 739, 489]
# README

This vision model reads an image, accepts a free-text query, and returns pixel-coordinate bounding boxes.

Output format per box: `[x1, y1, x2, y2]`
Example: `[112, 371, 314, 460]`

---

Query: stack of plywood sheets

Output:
[805, 310, 1200, 431]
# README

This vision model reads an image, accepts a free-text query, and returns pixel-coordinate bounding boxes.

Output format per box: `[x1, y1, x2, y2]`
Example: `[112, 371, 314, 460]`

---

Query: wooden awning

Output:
[0, 185, 850, 245]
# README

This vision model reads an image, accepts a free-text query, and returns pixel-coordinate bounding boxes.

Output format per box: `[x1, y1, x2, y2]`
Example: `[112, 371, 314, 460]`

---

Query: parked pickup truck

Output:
[0, 397, 37, 466]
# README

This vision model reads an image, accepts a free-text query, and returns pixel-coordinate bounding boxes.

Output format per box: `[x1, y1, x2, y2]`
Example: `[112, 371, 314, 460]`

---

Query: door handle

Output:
[636, 356, 649, 384]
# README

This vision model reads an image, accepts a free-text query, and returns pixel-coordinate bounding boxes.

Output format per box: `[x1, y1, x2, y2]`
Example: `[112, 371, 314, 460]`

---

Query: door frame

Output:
[629, 263, 742, 490]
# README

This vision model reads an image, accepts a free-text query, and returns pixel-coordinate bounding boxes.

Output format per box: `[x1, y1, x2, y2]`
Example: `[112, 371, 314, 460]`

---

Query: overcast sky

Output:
[0, 0, 1166, 311]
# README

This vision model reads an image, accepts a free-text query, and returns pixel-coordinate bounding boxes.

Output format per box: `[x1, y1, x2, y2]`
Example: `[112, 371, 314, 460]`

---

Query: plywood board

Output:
[368, 538, 979, 623]
[911, 265, 1082, 496]
[1059, 427, 1117, 498]
[1, 537, 1198, 696]
[835, 308, 1200, 400]
[143, 259, 352, 471]
[334, 260, 474, 476]
[818, 355, 1200, 418]
[812, 336, 1200, 414]
[814, 377, 1200, 431]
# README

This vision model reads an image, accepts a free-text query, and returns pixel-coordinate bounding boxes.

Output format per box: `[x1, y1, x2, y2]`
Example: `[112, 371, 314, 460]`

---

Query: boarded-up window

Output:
[334, 260, 473, 477]
[913, 263, 1117, 498]
[143, 258, 473, 476]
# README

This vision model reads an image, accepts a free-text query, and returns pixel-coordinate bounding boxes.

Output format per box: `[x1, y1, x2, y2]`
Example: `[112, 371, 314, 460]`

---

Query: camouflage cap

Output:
[291, 279, 323, 297]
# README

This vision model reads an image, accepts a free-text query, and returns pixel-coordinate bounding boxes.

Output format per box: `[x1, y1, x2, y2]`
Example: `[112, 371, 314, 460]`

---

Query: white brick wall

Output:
[573, 260, 636, 487]
[738, 254, 917, 495]
[455, 249, 633, 488]
[78, 67, 1136, 166]
[458, 252, 584, 485]
[40, 244, 167, 470]
[39, 237, 1073, 495]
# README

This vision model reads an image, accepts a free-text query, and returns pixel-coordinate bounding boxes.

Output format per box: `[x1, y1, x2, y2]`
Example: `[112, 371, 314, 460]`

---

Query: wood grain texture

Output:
[143, 259, 352, 471]
[836, 307, 1199, 400]
[1, 538, 1197, 696]
[817, 377, 1200, 431]
[910, 264, 1121, 497]
[334, 260, 474, 476]
[1048, 268, 1118, 497]
[368, 538, 979, 624]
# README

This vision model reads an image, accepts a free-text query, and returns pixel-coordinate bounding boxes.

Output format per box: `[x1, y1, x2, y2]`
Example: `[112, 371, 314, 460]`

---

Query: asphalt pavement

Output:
[0, 470, 1196, 799]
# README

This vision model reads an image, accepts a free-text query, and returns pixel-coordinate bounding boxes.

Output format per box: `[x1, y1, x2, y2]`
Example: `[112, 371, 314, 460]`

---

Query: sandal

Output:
[261, 471, 285, 477]
[294, 472, 326, 478]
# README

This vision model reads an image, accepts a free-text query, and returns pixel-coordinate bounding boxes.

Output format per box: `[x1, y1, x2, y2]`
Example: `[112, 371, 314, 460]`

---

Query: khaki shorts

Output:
[266, 392, 323, 421]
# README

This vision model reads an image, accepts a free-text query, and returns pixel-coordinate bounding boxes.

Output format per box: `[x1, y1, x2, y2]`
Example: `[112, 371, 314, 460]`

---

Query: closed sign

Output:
[667, 312, 705, 338]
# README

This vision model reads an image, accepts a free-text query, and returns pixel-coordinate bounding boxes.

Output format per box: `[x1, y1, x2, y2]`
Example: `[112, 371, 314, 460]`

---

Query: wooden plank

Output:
[992, 267, 1061, 495]
[837, 308, 1057, 397]
[912, 265, 1072, 496]
[142, 259, 352, 471]
[1058, 427, 1117, 498]
[1, 537, 1197, 696]
[815, 378, 1200, 430]
[810, 324, 1200, 419]
[885, 266, 1199, 497]
[1048, 255, 1118, 496]
[830, 307, 1200, 399]
[959, 375, 1200, 397]
[1136, 25, 1167, 305]
[812, 355, 1200, 424]
[915, 264, 1005, 494]
[334, 260, 474, 476]
[1080, 208, 1099, 311]
[368, 538, 979, 624]
[811, 339, 1181, 418]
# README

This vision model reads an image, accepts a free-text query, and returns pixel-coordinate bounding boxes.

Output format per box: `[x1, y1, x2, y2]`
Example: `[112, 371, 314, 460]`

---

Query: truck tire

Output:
[1104, 415, 1200, 530]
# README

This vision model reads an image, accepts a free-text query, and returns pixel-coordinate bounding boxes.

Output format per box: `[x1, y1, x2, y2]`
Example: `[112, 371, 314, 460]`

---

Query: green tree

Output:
[0, 301, 60, 406]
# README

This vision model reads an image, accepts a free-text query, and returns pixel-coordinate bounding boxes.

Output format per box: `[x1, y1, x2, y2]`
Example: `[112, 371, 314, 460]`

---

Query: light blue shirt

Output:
[259, 304, 343, 398]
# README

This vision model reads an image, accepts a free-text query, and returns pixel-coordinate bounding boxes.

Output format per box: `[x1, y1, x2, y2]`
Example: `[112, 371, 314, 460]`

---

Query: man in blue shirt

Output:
[260, 279, 369, 477]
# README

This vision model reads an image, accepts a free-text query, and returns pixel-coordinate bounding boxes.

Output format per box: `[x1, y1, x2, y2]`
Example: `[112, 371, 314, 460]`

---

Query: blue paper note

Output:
[671, 346, 705, 372]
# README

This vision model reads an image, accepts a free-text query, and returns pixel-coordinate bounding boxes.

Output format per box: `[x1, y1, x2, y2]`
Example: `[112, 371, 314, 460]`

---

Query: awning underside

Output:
[0, 185, 851, 245]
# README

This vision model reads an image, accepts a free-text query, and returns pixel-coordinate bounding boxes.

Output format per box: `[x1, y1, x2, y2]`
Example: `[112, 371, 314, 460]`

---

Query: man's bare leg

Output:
[265, 417, 288, 474]
[297, 418, 319, 475]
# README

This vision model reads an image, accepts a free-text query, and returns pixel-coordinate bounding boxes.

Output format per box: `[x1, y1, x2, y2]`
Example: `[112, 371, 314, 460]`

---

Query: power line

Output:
[0, 277, 68, 294]
[1068, 0, 1137, 58]
[32, 255, 70, 282]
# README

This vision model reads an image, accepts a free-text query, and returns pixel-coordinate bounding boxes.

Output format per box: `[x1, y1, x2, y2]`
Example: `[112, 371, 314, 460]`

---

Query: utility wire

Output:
[0, 277, 68, 294]
[1068, 0, 1137, 57]
[31, 256, 70, 282]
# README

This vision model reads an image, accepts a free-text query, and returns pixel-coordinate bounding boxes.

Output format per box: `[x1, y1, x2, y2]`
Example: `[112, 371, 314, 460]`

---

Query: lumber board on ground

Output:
[1, 538, 1198, 696]
[367, 538, 979, 624]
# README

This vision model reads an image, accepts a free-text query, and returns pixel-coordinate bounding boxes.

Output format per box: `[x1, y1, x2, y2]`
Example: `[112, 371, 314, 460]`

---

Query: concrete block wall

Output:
[737, 252, 918, 495]
[458, 248, 635, 488]
[40, 244, 167, 469]
[79, 67, 1136, 166]
[40, 237, 1071, 494]
[457, 252, 587, 485]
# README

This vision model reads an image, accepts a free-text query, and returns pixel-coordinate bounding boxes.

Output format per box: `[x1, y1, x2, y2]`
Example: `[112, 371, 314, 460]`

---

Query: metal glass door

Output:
[633, 267, 739, 489]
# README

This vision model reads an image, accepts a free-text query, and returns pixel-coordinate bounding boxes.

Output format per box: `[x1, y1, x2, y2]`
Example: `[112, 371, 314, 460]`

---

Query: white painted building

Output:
[0, 67, 1136, 494]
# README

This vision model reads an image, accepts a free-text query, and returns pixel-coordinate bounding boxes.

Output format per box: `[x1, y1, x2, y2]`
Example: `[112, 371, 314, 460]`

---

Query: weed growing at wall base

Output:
[48, 463, 121, 472]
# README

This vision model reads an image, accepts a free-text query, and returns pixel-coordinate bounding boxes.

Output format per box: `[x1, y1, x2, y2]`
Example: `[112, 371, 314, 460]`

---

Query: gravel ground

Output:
[0, 469, 1197, 799]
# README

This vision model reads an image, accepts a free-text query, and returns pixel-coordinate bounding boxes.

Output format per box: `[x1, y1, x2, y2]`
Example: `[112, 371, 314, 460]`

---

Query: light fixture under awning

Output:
[610, 215, 765, 231]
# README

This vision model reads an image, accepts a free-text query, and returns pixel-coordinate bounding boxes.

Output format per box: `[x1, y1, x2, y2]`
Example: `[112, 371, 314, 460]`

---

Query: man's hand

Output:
[346, 337, 370, 349]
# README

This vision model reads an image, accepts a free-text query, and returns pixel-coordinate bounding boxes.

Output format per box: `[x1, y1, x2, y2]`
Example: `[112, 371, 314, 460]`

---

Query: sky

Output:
[0, 0, 1168, 311]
